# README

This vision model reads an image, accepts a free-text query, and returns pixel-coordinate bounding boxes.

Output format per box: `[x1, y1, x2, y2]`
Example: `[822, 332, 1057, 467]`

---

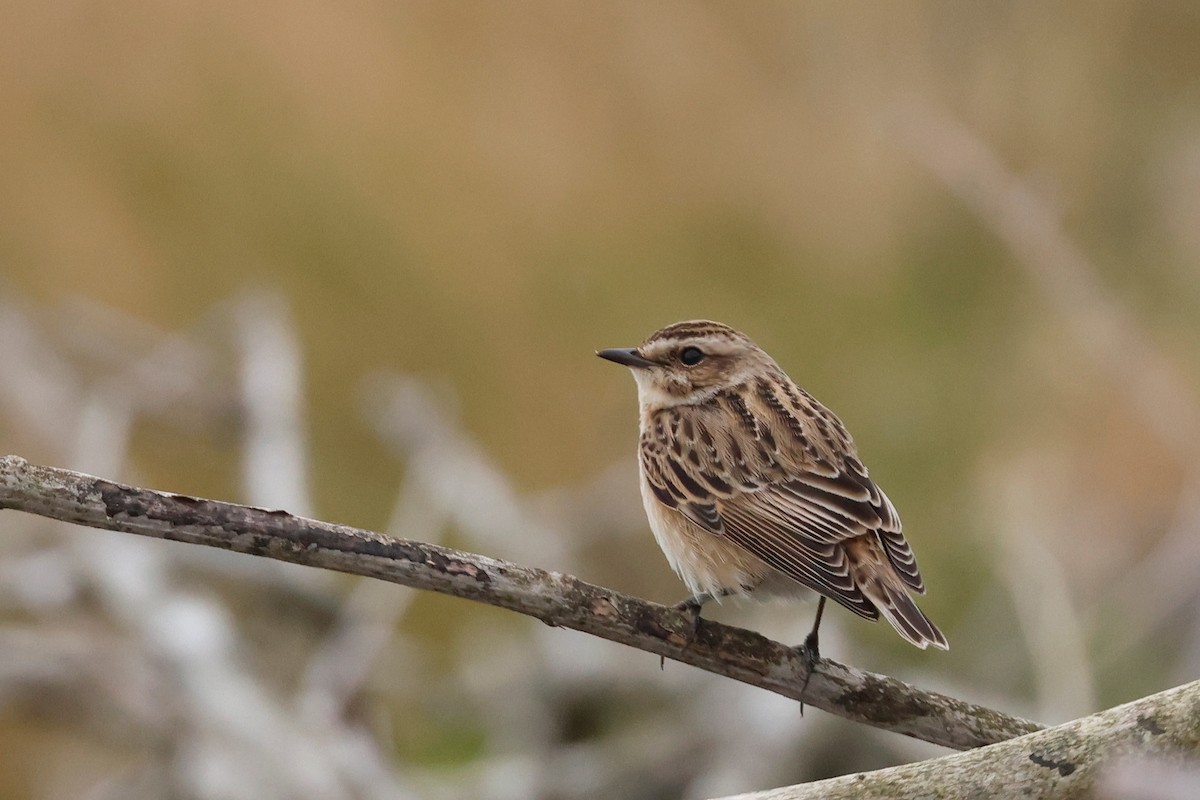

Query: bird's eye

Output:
[679, 346, 705, 366]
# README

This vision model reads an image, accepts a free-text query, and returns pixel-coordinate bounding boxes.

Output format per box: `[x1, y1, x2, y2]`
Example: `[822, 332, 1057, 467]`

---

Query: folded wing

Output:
[639, 394, 927, 620]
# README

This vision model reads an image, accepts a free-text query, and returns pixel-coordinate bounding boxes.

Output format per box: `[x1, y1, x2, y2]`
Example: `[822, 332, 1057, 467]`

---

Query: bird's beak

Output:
[596, 347, 656, 369]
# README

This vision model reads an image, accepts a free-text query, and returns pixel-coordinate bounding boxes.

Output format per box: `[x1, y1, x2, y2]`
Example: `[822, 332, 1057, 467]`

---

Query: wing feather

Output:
[720, 501, 878, 619]
[641, 388, 928, 611]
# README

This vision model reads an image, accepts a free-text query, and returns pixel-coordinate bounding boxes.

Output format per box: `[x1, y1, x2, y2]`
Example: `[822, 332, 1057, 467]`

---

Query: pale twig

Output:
[0, 293, 409, 799]
[363, 374, 570, 567]
[992, 466, 1096, 722]
[0, 454, 1041, 751]
[234, 290, 314, 517]
[299, 468, 445, 719]
[717, 678, 1200, 800]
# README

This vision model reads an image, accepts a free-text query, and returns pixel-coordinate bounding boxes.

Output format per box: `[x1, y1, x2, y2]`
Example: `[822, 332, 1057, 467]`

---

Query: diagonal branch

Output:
[0, 454, 1041, 751]
[717, 677, 1200, 800]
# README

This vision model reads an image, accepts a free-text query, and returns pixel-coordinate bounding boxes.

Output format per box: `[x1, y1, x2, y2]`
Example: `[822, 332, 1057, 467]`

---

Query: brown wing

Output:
[780, 458, 925, 594]
[640, 383, 926, 620]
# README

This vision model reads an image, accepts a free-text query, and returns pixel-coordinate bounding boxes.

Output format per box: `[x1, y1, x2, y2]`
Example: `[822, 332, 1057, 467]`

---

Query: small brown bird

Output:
[598, 320, 947, 654]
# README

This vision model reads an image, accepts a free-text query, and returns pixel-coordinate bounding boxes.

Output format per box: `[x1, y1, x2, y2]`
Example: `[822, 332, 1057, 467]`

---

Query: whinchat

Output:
[598, 320, 947, 653]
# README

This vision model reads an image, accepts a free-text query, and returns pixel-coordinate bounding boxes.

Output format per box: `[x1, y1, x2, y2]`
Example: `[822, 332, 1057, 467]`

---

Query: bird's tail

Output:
[872, 578, 949, 650]
[848, 538, 949, 650]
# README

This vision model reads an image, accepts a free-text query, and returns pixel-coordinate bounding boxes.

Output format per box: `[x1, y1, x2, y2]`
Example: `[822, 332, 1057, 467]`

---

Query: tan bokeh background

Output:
[2, 3, 1200, 798]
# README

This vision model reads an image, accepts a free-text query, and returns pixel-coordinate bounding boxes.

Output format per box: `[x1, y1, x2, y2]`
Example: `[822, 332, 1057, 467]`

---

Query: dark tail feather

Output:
[875, 581, 949, 650]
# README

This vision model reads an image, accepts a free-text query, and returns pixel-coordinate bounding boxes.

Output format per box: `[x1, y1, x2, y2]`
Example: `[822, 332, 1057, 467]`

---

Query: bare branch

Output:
[0, 454, 1041, 751]
[717, 677, 1200, 800]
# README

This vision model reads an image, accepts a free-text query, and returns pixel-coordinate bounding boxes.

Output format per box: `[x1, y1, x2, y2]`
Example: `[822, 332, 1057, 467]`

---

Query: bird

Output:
[597, 320, 948, 655]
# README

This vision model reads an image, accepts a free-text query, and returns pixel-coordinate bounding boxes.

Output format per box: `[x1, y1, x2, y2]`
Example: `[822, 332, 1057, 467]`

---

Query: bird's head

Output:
[597, 320, 775, 411]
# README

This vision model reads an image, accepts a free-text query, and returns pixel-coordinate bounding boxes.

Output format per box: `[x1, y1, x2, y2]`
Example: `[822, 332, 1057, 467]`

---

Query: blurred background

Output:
[2, 2, 1200, 798]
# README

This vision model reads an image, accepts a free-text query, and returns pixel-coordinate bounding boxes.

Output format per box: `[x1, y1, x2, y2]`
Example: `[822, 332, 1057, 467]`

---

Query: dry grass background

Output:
[2, 2, 1200, 798]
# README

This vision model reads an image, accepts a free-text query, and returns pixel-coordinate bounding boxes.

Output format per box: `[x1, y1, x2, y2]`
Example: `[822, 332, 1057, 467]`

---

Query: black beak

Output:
[596, 347, 656, 369]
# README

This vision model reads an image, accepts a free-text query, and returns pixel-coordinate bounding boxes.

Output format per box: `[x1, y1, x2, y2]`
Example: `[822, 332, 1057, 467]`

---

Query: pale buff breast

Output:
[638, 460, 777, 599]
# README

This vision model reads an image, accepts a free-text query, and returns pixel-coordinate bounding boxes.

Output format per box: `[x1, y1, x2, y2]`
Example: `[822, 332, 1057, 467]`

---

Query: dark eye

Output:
[679, 346, 705, 366]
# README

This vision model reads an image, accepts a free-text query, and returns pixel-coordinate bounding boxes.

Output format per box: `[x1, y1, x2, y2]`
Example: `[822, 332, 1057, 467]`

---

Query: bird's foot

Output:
[661, 594, 711, 670]
[795, 596, 826, 715]
[797, 630, 821, 716]
[801, 628, 821, 663]
[671, 594, 708, 641]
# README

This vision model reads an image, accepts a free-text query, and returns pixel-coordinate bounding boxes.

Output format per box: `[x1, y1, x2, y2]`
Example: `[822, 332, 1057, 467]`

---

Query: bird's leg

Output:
[672, 591, 715, 638]
[672, 587, 743, 638]
[802, 596, 825, 661]
[798, 596, 826, 714]
[662, 589, 738, 669]
[658, 592, 710, 670]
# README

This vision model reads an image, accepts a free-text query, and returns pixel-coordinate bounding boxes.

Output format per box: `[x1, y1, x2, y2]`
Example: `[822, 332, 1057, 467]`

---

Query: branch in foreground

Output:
[719, 677, 1200, 800]
[0, 455, 1040, 751]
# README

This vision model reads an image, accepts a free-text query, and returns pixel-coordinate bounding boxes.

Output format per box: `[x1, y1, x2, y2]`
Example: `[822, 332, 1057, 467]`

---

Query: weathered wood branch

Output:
[0, 454, 1040, 750]
[719, 677, 1200, 800]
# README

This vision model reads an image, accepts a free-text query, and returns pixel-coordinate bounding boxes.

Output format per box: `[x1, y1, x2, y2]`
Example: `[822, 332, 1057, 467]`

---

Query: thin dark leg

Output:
[803, 596, 826, 660]
[798, 596, 826, 715]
